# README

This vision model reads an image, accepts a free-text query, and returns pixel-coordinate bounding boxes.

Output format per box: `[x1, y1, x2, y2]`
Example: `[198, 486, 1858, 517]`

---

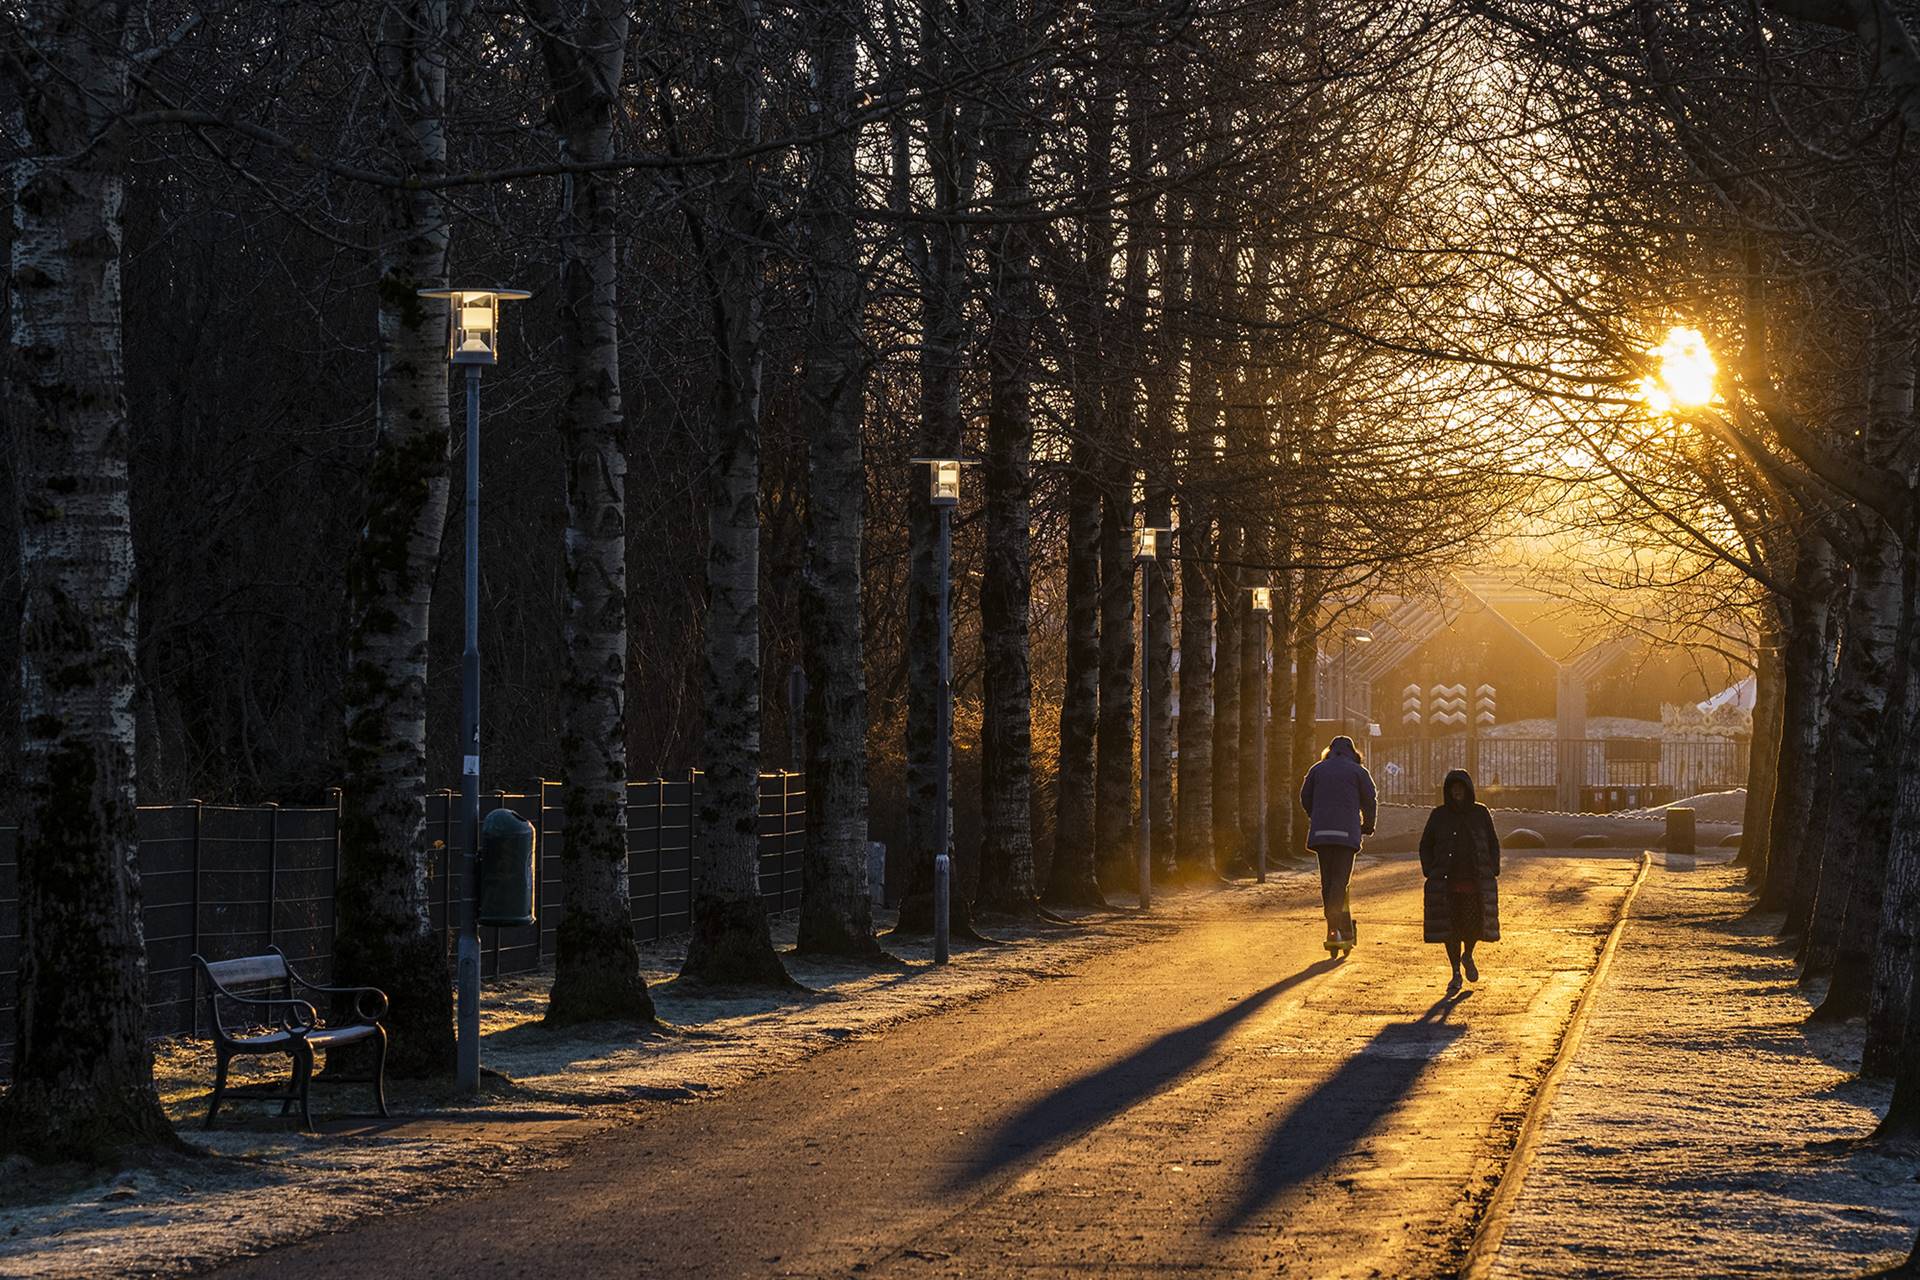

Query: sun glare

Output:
[1639, 327, 1717, 414]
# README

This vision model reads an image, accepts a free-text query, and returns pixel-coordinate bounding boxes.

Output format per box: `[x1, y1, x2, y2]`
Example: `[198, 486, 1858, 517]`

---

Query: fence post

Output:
[535, 778, 548, 961]
[265, 801, 280, 951]
[329, 787, 344, 980]
[190, 798, 204, 1035]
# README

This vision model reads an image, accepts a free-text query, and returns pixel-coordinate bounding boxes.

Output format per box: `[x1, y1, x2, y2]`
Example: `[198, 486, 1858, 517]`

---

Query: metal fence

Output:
[0, 772, 806, 1065]
[1369, 736, 1747, 810]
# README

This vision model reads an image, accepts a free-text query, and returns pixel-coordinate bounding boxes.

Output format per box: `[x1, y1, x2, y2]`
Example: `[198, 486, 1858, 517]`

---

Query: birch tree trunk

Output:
[1799, 521, 1899, 977]
[1735, 616, 1784, 874]
[975, 88, 1041, 916]
[1762, 532, 1836, 912]
[1866, 596, 1920, 1075]
[683, 0, 791, 986]
[0, 0, 179, 1160]
[1174, 498, 1215, 876]
[534, 0, 654, 1023]
[1211, 523, 1243, 869]
[1094, 447, 1137, 891]
[893, 0, 977, 934]
[335, 0, 458, 1075]
[1290, 619, 1321, 858]
[1046, 433, 1106, 907]
[795, 0, 882, 956]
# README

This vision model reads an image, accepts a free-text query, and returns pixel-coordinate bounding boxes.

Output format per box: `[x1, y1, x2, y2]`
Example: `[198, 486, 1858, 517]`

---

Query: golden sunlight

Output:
[1639, 326, 1717, 414]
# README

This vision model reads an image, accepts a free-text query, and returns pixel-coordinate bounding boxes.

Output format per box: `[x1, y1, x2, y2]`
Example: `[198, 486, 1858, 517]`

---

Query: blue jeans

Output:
[1314, 846, 1356, 932]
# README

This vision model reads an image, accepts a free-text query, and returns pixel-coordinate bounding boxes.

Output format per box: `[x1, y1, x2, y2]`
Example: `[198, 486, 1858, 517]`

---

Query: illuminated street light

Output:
[418, 285, 529, 1095]
[909, 457, 976, 964]
[1250, 586, 1273, 883]
[1135, 525, 1171, 910]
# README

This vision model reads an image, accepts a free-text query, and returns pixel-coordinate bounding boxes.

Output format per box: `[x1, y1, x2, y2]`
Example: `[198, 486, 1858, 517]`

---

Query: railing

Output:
[1368, 737, 1747, 810]
[0, 772, 807, 1066]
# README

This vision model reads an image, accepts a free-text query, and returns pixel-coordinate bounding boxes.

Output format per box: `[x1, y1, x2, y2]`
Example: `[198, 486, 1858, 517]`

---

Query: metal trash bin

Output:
[1666, 806, 1696, 859]
[478, 808, 537, 927]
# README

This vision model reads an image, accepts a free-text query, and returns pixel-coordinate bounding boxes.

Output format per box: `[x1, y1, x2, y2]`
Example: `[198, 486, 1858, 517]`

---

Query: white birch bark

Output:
[532, 0, 655, 1023]
[0, 0, 178, 1159]
[336, 0, 458, 1076]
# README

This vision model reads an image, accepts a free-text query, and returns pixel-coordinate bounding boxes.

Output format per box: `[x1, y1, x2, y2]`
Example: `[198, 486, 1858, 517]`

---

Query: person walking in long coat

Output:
[1299, 735, 1377, 949]
[1419, 768, 1501, 990]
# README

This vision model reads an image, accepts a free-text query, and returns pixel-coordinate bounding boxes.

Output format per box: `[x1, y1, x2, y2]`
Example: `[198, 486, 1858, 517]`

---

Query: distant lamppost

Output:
[1338, 626, 1374, 744]
[1250, 586, 1273, 883]
[419, 285, 529, 1095]
[1134, 526, 1170, 910]
[913, 457, 973, 964]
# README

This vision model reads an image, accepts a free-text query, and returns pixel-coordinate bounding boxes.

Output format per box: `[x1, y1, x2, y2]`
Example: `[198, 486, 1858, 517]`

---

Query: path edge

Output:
[1458, 850, 1653, 1280]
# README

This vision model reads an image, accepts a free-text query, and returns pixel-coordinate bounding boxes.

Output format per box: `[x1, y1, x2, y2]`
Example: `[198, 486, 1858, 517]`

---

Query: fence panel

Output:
[1370, 736, 1747, 810]
[0, 774, 807, 1068]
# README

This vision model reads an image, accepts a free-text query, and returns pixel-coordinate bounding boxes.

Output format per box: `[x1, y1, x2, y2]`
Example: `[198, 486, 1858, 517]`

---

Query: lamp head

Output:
[419, 287, 530, 366]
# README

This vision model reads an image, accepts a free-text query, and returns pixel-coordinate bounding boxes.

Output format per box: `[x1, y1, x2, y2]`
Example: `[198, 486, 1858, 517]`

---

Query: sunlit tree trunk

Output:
[0, 0, 180, 1161]
[684, 0, 791, 986]
[1174, 499, 1215, 876]
[1735, 614, 1784, 874]
[1290, 614, 1321, 858]
[1094, 444, 1137, 891]
[795, 0, 882, 956]
[1762, 531, 1836, 913]
[335, 0, 458, 1075]
[1212, 522, 1243, 869]
[976, 82, 1041, 916]
[1047, 432, 1106, 907]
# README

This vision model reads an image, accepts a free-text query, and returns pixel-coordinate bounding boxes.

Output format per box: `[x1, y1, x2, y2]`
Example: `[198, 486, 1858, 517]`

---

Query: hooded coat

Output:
[1299, 736, 1378, 852]
[1419, 769, 1501, 943]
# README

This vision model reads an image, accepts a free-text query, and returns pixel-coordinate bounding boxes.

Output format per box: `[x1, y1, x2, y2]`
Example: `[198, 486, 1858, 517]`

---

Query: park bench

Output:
[191, 946, 391, 1129]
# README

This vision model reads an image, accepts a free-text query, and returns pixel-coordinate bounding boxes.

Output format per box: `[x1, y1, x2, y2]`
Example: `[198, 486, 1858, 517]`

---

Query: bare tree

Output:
[335, 0, 461, 1078]
[0, 0, 179, 1161]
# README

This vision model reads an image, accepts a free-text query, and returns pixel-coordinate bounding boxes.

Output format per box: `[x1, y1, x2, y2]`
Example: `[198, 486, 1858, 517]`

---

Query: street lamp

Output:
[1250, 586, 1273, 883]
[419, 285, 529, 1095]
[911, 456, 974, 964]
[1134, 526, 1169, 911]
[1338, 626, 1374, 744]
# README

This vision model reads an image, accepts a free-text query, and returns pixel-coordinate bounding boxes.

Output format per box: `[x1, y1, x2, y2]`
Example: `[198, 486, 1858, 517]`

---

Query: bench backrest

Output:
[194, 950, 296, 1041]
[201, 953, 289, 988]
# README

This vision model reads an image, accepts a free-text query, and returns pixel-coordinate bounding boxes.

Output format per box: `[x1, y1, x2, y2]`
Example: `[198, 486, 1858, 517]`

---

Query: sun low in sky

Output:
[1639, 326, 1718, 414]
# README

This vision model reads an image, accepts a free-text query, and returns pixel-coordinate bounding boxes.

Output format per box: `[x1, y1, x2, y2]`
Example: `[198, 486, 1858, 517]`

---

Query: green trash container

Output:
[478, 808, 537, 927]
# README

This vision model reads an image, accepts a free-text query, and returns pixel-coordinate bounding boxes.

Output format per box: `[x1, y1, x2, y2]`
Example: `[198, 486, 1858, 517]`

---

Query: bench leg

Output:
[289, 1045, 315, 1130]
[372, 1025, 391, 1119]
[206, 1050, 231, 1129]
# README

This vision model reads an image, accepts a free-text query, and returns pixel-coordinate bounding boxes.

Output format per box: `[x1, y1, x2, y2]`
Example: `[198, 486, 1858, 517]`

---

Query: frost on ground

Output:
[0, 877, 1300, 1279]
[1490, 863, 1920, 1279]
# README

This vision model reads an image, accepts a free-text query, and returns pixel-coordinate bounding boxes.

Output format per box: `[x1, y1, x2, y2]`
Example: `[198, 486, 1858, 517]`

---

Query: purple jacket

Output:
[1299, 738, 1378, 851]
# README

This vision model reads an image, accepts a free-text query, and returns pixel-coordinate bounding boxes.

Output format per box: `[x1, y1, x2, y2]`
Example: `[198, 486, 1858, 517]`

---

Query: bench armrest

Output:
[208, 992, 318, 1034]
[290, 977, 389, 1023]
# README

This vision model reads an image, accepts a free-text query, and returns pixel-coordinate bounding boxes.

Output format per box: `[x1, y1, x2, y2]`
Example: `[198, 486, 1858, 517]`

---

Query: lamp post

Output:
[418, 285, 529, 1095]
[1338, 626, 1374, 743]
[1250, 586, 1273, 883]
[912, 457, 971, 964]
[1134, 526, 1169, 910]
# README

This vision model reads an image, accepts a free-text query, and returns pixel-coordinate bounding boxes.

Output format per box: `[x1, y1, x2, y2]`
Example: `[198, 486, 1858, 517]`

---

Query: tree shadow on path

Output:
[947, 957, 1343, 1190]
[1215, 989, 1471, 1235]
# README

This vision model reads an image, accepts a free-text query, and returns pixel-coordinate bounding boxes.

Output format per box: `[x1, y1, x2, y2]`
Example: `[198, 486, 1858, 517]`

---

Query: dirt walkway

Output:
[1487, 860, 1920, 1278]
[204, 851, 1641, 1279]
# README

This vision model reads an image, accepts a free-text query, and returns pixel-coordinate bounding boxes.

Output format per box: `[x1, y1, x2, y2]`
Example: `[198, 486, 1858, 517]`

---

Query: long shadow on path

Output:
[1215, 989, 1470, 1234]
[948, 957, 1343, 1190]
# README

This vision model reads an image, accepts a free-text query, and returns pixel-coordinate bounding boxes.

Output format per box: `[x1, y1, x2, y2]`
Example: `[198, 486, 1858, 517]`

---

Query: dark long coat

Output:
[1419, 769, 1501, 943]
